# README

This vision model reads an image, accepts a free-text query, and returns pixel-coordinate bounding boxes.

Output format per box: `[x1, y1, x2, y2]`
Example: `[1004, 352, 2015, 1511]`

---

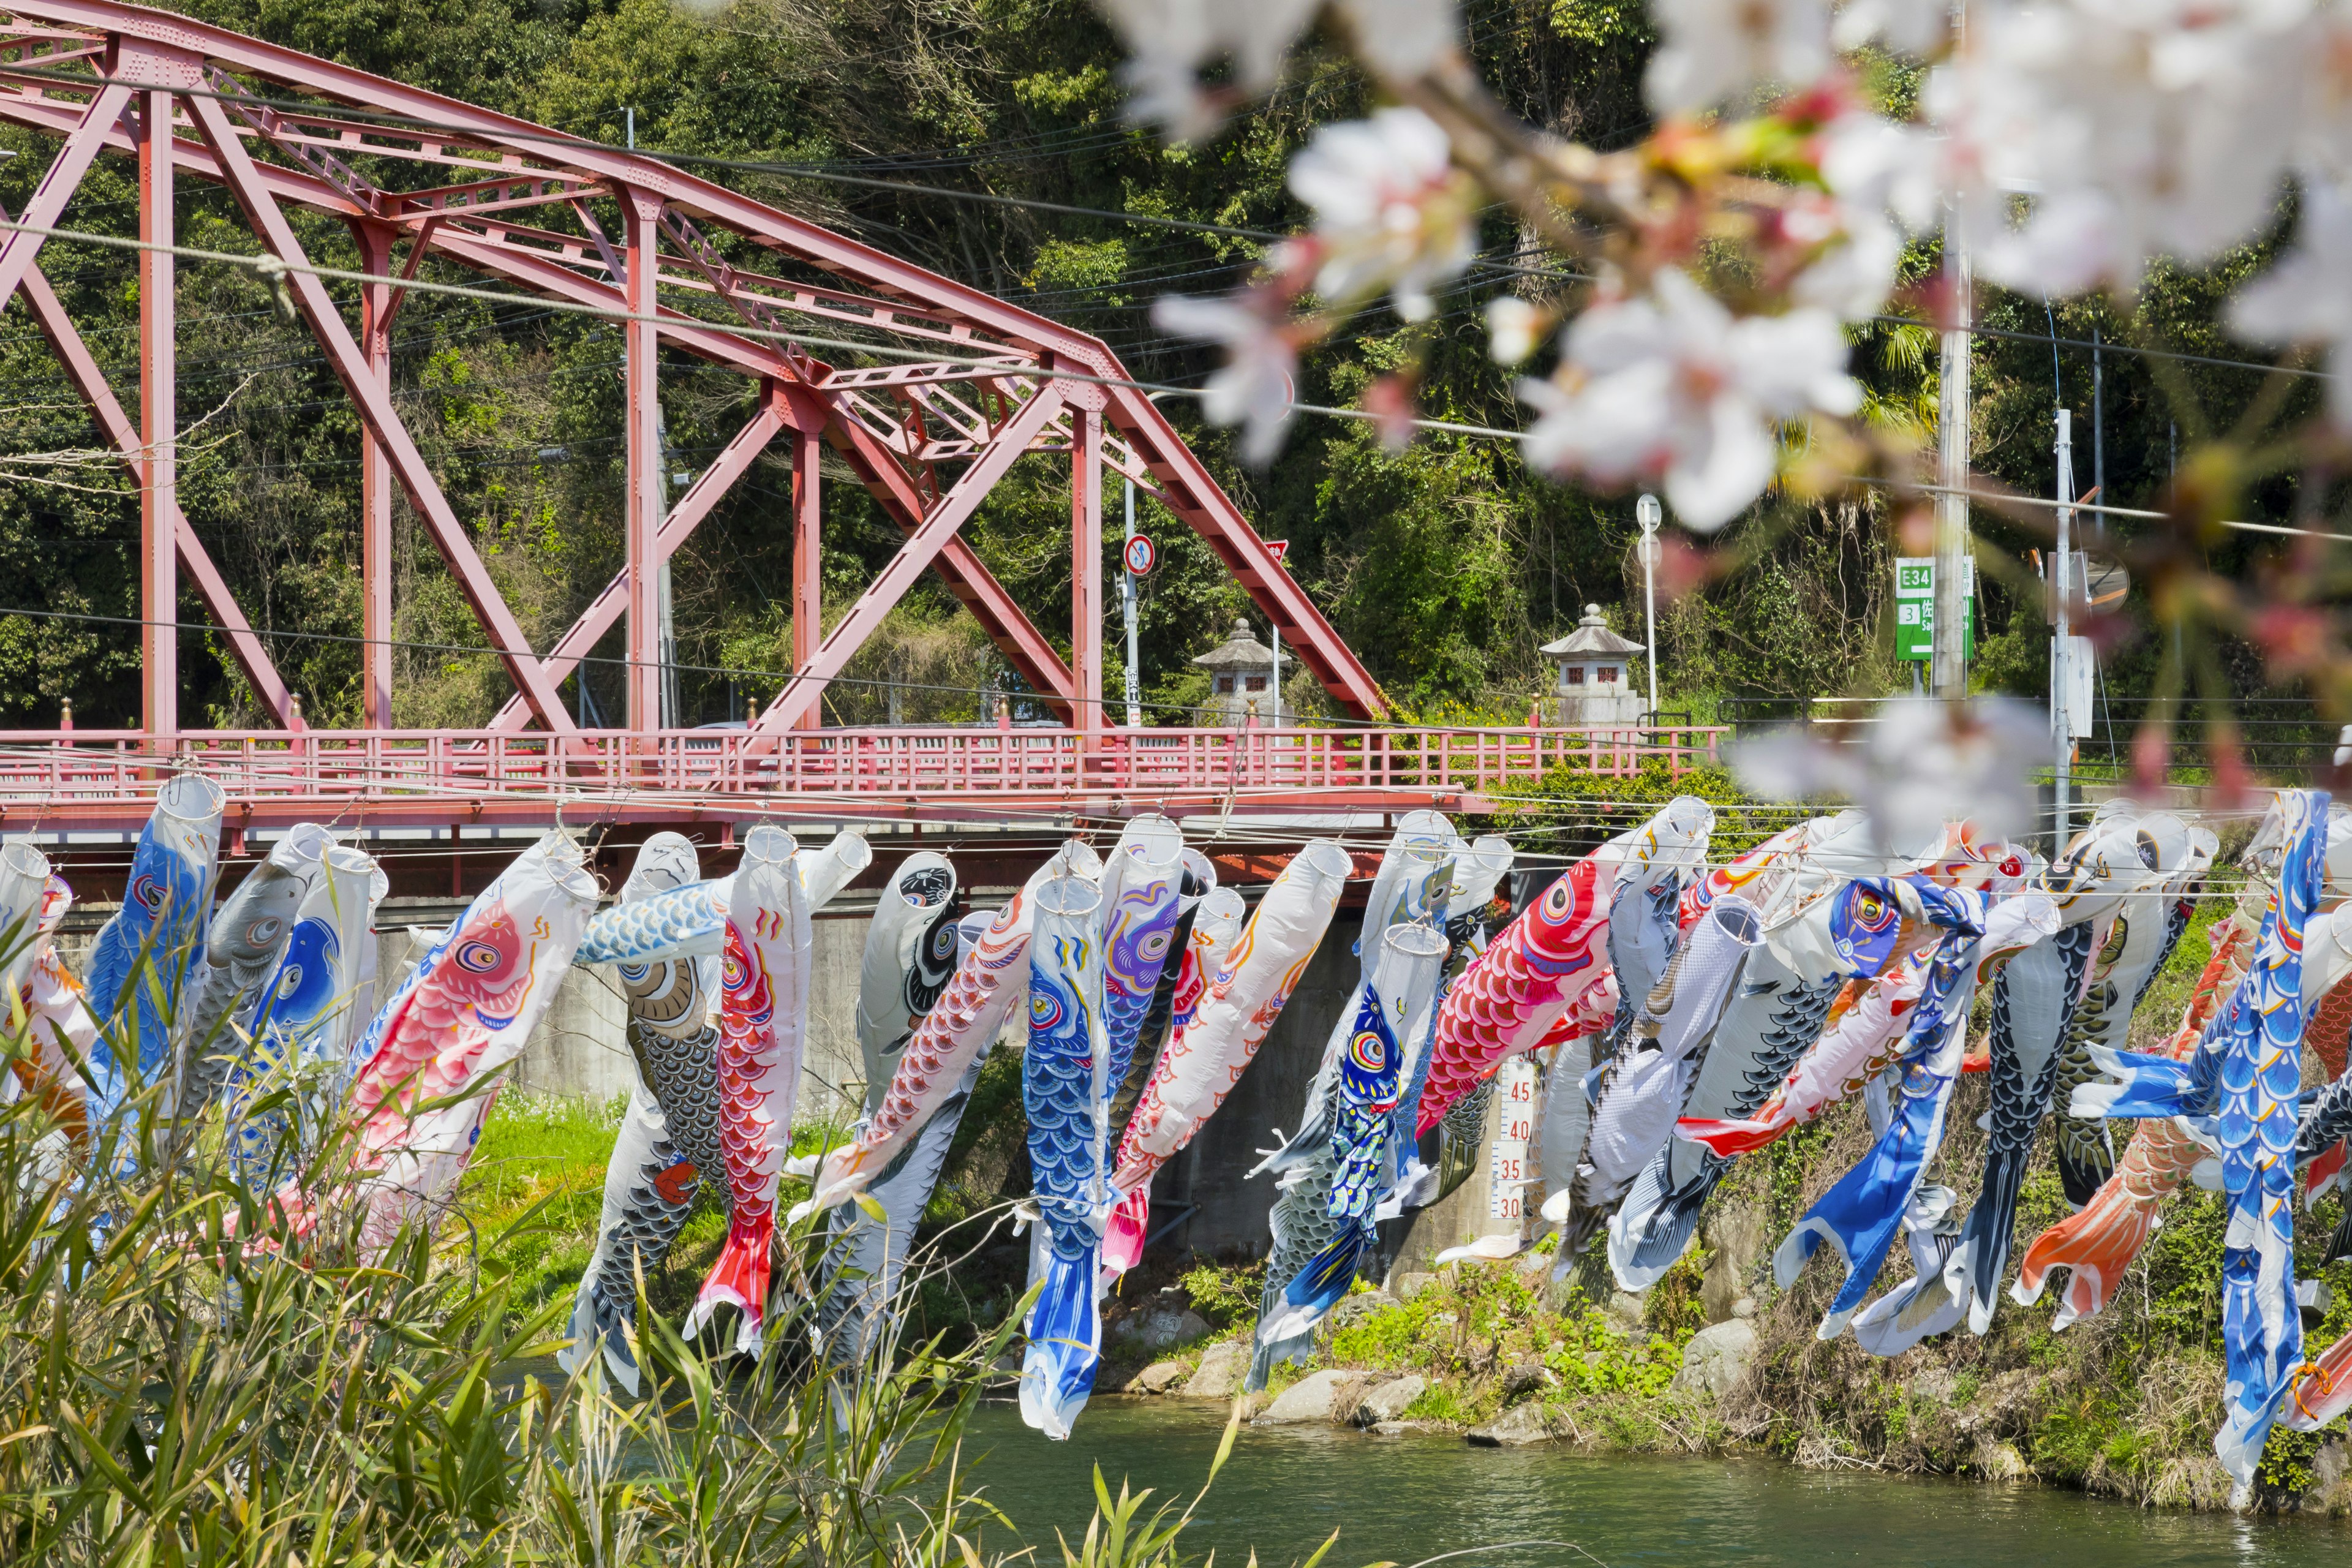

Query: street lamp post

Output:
[1636, 494, 1662, 723]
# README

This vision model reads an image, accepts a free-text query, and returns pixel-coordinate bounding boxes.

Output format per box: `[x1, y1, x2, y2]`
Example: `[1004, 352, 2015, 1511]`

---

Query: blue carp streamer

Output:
[1774, 889, 1989, 1340]
[1019, 882, 1111, 1439]
[1098, 865, 1182, 1091]
[86, 780, 224, 1110]
[2079, 793, 2325, 1495]
[2215, 793, 2324, 1493]
[575, 881, 728, 966]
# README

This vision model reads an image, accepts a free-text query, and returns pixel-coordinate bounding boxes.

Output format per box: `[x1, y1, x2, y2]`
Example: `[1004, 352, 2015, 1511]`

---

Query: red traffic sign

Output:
[1264, 538, 1289, 564]
[1123, 533, 1156, 576]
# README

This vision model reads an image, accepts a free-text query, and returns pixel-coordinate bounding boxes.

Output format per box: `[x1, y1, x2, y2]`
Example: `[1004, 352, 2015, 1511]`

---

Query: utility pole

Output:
[1636, 492, 1660, 720]
[1934, 213, 1973, 699]
[1269, 620, 1281, 723]
[2091, 323, 2105, 544]
[2054, 409, 2075, 857]
[625, 105, 681, 728]
[1932, 0, 1972, 702]
[1121, 477, 1143, 729]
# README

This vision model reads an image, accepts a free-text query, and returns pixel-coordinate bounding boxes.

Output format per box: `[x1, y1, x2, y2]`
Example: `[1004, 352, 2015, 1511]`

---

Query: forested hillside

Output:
[0, 0, 2310, 732]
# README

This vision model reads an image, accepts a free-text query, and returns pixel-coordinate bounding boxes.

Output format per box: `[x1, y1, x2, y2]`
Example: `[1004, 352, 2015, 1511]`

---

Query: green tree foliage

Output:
[0, 0, 2303, 731]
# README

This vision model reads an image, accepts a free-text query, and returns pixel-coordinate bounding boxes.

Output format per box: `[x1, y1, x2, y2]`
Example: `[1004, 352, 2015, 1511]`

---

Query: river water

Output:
[953, 1399, 2352, 1567]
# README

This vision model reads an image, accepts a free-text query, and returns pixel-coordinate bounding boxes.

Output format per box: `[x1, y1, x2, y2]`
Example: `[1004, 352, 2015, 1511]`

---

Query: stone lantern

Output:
[1193, 617, 1284, 726]
[1540, 605, 1646, 726]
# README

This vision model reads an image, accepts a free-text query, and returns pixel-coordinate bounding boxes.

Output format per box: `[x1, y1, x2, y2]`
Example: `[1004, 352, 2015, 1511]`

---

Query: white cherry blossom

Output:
[2230, 175, 2352, 425]
[1782, 189, 1904, 320]
[1646, 0, 1833, 113]
[1098, 0, 1322, 138]
[1332, 0, 1461, 78]
[1288, 108, 1476, 321]
[1830, 0, 1948, 54]
[1486, 296, 1546, 364]
[1735, 698, 2049, 859]
[1098, 0, 1457, 137]
[1152, 292, 1300, 463]
[1927, 0, 2310, 295]
[1518, 270, 1861, 529]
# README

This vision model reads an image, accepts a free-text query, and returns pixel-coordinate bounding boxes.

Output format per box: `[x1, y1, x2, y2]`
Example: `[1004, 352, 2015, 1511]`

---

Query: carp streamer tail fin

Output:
[685, 1215, 772, 1358]
[1099, 1188, 1151, 1284]
[1019, 1245, 1101, 1440]
[2070, 1044, 2201, 1120]
[1672, 1112, 1782, 1157]
[1607, 1147, 1716, 1292]
[2009, 1180, 2155, 1332]
[1954, 1145, 2034, 1336]
[1259, 1224, 1370, 1346]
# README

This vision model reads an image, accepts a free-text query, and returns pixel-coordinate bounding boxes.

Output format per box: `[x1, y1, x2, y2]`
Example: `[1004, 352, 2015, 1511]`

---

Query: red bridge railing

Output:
[0, 725, 1730, 827]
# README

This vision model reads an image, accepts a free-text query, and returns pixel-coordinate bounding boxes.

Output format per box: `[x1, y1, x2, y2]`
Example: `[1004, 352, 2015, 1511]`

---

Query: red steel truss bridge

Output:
[0, 0, 1728, 842]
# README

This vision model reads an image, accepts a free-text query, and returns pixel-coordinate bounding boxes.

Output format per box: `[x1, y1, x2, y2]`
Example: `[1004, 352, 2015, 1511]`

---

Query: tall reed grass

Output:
[0, 938, 1025, 1567]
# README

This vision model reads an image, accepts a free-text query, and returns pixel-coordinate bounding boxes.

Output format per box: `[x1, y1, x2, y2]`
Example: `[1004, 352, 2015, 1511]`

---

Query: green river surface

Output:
[951, 1399, 2352, 1567]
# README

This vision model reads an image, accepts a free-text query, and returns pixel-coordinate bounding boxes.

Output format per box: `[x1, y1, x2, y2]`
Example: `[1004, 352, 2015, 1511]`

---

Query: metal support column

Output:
[1933, 232, 1972, 701]
[1121, 478, 1142, 729]
[1071, 402, 1104, 743]
[137, 86, 175, 740]
[621, 190, 665, 732]
[792, 424, 822, 731]
[2053, 409, 2075, 856]
[356, 224, 396, 728]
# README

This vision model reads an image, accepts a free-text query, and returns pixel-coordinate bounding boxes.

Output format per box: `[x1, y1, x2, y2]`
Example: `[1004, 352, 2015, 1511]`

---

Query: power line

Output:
[0, 213, 1536, 449]
[4, 59, 2331, 396]
[0, 600, 1525, 731]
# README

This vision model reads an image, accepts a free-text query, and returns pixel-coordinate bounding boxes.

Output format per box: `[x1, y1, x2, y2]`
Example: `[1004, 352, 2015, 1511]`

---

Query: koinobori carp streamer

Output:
[1111, 839, 1352, 1195]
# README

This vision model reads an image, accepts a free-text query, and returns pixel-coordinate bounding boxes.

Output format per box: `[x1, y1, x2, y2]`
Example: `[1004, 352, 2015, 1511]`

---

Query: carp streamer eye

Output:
[1030, 992, 1065, 1031]
[132, 875, 168, 913]
[1542, 879, 1575, 919]
[1139, 931, 1173, 962]
[723, 952, 749, 993]
[247, 918, 282, 947]
[1348, 1028, 1387, 1072]
[275, 964, 303, 998]
[456, 940, 503, 973]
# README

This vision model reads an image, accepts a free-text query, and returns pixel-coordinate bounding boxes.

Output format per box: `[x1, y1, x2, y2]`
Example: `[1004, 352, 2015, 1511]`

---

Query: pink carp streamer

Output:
[281, 832, 595, 1254]
[1100, 884, 1248, 1280]
[4, 859, 94, 1161]
[1417, 797, 1711, 1136]
[1676, 821, 1812, 932]
[791, 855, 1063, 1222]
[1415, 856, 1611, 1137]
[1109, 840, 1351, 1205]
[688, 826, 812, 1353]
[2010, 911, 2253, 1329]
[1678, 949, 1928, 1156]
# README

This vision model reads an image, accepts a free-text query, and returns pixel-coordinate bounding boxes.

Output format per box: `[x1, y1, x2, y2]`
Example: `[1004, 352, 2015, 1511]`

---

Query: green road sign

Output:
[1893, 557, 1975, 662]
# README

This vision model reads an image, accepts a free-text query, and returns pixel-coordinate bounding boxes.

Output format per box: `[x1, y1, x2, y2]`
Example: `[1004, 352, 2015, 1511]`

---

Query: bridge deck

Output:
[0, 724, 1730, 830]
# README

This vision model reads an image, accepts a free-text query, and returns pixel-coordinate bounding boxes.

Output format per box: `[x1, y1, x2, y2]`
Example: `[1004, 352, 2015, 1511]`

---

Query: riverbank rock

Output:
[1354, 1375, 1428, 1426]
[1115, 1305, 1210, 1352]
[1672, 1319, 1757, 1396]
[1973, 1436, 2030, 1482]
[1331, 1291, 1398, 1329]
[1185, 1341, 1247, 1400]
[1256, 1370, 1359, 1425]
[1394, 1272, 1435, 1301]
[1371, 1420, 1439, 1436]
[1468, 1402, 1555, 1446]
[1502, 1360, 1552, 1400]
[1131, 1361, 1190, 1395]
[1604, 1292, 1647, 1332]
